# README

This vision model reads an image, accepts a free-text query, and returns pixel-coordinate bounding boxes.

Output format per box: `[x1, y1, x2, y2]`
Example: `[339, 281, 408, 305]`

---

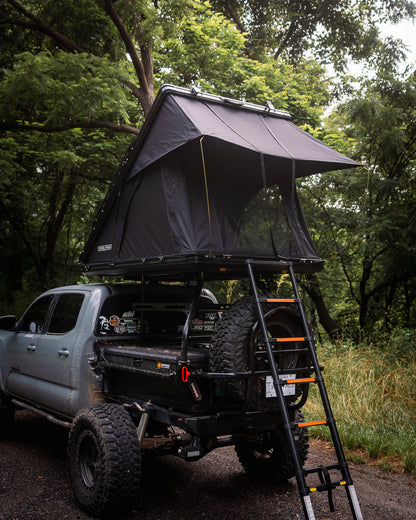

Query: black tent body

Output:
[81, 85, 359, 278]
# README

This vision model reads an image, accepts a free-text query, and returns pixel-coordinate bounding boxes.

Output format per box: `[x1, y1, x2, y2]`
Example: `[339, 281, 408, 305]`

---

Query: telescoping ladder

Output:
[246, 259, 363, 520]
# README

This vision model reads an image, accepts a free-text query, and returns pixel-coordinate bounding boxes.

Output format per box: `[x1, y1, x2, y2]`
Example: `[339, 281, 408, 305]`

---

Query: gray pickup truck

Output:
[0, 280, 309, 517]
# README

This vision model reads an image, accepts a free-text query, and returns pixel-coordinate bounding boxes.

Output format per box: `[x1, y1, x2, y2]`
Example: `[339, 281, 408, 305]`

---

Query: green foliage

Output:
[210, 0, 416, 69]
[0, 51, 137, 128]
[154, 1, 330, 125]
[297, 66, 416, 339]
[0, 125, 131, 310]
[230, 58, 329, 126]
[305, 341, 416, 474]
[154, 0, 246, 90]
[0, 0, 121, 60]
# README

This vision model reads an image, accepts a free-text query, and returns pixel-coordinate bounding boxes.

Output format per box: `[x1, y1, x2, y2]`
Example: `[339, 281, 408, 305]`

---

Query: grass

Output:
[303, 341, 416, 475]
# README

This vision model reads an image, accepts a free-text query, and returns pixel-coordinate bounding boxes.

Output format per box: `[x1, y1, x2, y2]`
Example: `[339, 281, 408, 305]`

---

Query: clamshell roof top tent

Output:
[81, 85, 359, 278]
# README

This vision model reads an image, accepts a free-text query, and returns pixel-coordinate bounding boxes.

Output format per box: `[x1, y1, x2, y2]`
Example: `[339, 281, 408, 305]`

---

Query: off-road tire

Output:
[0, 390, 15, 438]
[210, 297, 306, 407]
[235, 410, 309, 481]
[68, 403, 142, 517]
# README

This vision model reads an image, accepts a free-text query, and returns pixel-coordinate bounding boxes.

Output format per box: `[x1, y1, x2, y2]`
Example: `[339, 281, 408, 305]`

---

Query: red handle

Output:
[182, 366, 191, 382]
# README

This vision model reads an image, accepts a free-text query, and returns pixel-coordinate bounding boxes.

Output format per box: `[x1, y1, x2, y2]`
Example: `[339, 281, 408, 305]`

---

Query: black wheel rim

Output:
[78, 431, 100, 489]
[254, 316, 299, 370]
[252, 432, 274, 460]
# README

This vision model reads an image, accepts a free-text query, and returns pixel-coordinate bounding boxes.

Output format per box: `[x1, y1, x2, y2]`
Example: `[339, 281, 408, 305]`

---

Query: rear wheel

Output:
[68, 404, 141, 517]
[235, 410, 309, 481]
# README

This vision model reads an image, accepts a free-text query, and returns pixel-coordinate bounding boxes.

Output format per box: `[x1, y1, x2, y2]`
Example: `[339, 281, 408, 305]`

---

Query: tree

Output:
[0, 121, 131, 308]
[0, 49, 137, 304]
[0, 0, 156, 114]
[210, 0, 416, 67]
[0, 0, 332, 312]
[300, 64, 416, 339]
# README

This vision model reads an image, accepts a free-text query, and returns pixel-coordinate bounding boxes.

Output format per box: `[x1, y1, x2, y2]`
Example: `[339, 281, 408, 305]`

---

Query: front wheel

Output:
[235, 410, 309, 481]
[68, 404, 141, 517]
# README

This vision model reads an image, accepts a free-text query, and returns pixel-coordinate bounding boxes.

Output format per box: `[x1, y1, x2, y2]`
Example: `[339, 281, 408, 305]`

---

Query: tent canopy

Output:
[81, 85, 359, 277]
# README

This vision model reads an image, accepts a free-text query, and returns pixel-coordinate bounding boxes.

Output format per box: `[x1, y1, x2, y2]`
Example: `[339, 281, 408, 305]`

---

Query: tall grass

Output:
[304, 341, 416, 474]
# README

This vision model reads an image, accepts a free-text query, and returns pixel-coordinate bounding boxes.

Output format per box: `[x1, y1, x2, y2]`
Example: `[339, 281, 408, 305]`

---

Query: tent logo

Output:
[97, 244, 112, 252]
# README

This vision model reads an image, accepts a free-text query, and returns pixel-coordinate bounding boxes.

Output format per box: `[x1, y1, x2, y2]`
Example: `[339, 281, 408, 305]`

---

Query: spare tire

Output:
[210, 296, 307, 408]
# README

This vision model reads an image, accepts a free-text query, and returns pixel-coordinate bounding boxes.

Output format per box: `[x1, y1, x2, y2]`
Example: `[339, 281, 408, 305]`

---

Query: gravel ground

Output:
[0, 411, 415, 520]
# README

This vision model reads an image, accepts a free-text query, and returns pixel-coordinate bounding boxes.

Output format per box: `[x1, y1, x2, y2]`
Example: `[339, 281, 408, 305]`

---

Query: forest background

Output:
[1, 0, 415, 342]
[0, 0, 416, 473]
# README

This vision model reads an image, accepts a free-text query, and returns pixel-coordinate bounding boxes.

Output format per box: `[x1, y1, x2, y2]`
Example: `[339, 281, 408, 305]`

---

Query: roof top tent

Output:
[80, 85, 359, 279]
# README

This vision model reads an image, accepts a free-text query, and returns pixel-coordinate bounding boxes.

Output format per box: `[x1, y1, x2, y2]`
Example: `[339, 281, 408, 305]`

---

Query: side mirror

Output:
[0, 315, 17, 331]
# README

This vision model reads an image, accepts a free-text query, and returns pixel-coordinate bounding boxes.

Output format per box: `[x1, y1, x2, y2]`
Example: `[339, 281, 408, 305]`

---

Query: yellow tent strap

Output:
[199, 136, 213, 254]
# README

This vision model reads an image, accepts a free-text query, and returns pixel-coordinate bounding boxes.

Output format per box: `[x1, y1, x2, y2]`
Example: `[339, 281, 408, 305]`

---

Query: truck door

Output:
[30, 292, 86, 415]
[6, 294, 55, 398]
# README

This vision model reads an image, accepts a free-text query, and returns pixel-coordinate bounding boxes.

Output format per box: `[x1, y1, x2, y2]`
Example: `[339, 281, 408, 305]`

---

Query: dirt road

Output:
[0, 411, 414, 520]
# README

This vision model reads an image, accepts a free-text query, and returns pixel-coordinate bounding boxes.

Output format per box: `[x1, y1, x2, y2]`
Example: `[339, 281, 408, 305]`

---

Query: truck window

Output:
[96, 294, 141, 336]
[19, 295, 55, 333]
[47, 294, 85, 334]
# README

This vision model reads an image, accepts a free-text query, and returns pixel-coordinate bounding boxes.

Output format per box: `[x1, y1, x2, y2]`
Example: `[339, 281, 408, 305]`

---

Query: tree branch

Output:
[223, 0, 246, 34]
[275, 17, 299, 60]
[367, 270, 416, 301]
[4, 0, 85, 53]
[121, 79, 142, 100]
[1, 120, 140, 135]
[103, 0, 154, 115]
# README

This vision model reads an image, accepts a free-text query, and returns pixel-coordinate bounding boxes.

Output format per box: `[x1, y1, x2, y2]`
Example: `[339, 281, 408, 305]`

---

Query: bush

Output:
[305, 341, 416, 474]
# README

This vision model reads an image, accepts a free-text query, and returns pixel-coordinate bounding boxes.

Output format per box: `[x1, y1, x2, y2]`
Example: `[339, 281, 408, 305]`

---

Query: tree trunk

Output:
[304, 273, 342, 339]
[359, 253, 373, 334]
[404, 280, 410, 327]
[385, 282, 397, 332]
[43, 172, 78, 287]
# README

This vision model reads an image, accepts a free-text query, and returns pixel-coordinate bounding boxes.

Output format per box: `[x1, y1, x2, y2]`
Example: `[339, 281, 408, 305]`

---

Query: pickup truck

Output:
[0, 279, 310, 517]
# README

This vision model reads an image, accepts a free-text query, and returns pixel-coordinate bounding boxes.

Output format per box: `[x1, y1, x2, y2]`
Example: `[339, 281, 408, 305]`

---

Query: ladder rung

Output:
[278, 367, 316, 374]
[297, 420, 327, 428]
[309, 480, 346, 492]
[276, 348, 309, 354]
[275, 337, 305, 342]
[286, 377, 316, 384]
[266, 298, 296, 303]
[304, 463, 341, 475]
[255, 347, 309, 356]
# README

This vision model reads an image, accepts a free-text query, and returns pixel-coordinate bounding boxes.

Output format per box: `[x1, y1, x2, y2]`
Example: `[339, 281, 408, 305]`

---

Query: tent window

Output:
[235, 185, 294, 255]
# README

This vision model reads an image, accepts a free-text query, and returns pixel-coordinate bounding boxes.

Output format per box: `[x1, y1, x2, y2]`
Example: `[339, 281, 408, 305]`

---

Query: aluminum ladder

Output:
[246, 259, 363, 520]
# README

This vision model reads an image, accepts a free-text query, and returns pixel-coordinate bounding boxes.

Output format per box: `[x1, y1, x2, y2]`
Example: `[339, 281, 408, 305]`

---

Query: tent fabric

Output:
[81, 85, 360, 276]
[127, 92, 358, 180]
